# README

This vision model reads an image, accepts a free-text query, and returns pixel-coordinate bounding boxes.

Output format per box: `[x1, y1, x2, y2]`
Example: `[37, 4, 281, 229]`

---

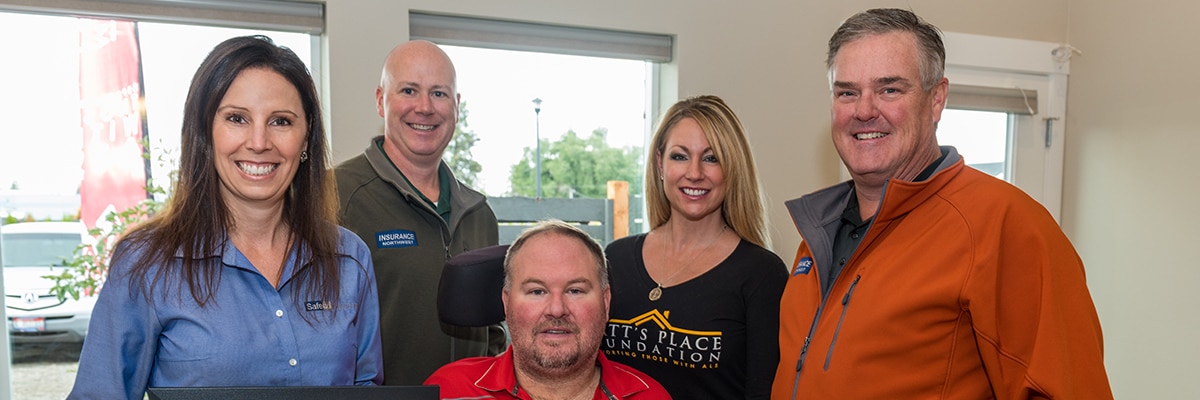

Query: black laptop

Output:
[146, 385, 439, 400]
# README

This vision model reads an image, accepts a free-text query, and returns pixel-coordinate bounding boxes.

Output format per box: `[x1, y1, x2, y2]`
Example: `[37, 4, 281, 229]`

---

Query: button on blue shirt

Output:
[69, 226, 383, 400]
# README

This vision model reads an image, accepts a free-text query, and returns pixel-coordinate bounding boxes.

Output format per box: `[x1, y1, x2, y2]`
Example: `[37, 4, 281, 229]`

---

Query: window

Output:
[412, 12, 672, 236]
[940, 82, 1040, 181]
[439, 46, 649, 198]
[1, 232, 83, 267]
[0, 1, 321, 396]
[940, 32, 1069, 221]
[939, 109, 1010, 179]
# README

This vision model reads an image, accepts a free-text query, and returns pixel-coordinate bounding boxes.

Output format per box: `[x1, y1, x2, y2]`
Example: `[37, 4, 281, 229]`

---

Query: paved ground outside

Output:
[10, 342, 81, 400]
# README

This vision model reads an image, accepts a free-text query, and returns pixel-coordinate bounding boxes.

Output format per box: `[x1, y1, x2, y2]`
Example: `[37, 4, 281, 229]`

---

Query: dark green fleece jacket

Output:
[335, 136, 501, 385]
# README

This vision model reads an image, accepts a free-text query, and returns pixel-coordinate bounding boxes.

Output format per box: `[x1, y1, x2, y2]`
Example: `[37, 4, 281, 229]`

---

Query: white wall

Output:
[323, 0, 1196, 398]
[1065, 0, 1200, 398]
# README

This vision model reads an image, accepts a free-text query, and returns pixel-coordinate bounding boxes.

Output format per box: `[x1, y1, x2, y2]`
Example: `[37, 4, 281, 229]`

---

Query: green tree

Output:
[443, 102, 483, 190]
[509, 128, 642, 198]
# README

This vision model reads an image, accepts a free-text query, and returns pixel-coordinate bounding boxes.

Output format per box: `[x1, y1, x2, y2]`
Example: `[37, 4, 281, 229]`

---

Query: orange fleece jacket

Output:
[773, 154, 1111, 399]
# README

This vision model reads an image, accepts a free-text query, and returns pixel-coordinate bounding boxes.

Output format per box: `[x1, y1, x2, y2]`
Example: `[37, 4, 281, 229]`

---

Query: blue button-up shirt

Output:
[69, 226, 383, 400]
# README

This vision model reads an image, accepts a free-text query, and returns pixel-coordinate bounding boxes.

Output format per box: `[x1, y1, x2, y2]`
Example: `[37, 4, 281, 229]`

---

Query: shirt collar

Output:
[595, 352, 654, 398]
[374, 137, 453, 221]
[474, 347, 517, 394]
[912, 147, 950, 182]
[170, 231, 305, 288]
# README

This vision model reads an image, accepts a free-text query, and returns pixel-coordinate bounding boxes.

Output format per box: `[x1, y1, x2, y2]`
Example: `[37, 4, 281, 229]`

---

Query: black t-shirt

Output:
[603, 234, 788, 400]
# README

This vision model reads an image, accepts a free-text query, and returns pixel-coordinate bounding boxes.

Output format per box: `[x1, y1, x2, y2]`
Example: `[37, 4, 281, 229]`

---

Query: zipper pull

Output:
[796, 336, 812, 371]
[841, 275, 861, 305]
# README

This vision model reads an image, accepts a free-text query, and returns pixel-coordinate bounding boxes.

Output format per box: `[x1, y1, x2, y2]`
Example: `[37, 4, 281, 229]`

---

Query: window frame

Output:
[942, 31, 1070, 222]
[0, 0, 323, 33]
[410, 11, 671, 235]
[0, 2, 324, 396]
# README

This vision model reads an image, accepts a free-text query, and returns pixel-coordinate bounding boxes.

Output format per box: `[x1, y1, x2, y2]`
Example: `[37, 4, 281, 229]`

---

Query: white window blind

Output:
[947, 84, 1038, 115]
[0, 0, 323, 33]
[409, 11, 673, 62]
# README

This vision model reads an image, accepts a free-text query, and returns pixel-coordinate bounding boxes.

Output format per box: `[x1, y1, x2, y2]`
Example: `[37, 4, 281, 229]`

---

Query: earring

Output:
[658, 170, 664, 181]
[299, 151, 309, 163]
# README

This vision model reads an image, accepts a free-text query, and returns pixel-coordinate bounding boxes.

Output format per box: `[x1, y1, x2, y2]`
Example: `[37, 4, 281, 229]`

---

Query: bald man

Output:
[335, 40, 502, 385]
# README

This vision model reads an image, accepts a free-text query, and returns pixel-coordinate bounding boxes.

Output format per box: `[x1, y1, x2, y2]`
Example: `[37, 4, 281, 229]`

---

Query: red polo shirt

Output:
[425, 346, 671, 399]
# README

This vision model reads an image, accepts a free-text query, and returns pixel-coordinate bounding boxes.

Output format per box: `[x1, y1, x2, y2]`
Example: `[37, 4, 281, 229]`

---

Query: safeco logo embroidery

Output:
[376, 229, 417, 249]
[793, 257, 813, 276]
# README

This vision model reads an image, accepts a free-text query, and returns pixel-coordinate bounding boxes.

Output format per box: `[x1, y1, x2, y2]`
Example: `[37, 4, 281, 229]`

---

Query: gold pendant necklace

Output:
[649, 224, 726, 301]
[648, 285, 664, 301]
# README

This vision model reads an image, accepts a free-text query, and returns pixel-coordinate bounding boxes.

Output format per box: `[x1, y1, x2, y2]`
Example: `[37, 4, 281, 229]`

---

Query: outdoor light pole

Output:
[532, 97, 543, 199]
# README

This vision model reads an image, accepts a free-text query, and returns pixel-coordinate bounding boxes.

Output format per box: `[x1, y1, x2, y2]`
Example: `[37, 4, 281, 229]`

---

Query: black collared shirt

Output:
[823, 149, 948, 300]
[824, 196, 871, 300]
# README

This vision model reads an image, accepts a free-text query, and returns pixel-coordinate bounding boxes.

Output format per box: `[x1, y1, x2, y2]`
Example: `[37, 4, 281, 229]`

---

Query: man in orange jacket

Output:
[772, 8, 1113, 399]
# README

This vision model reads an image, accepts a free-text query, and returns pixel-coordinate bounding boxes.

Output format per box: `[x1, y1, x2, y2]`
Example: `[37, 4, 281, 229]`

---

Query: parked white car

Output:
[1, 221, 94, 343]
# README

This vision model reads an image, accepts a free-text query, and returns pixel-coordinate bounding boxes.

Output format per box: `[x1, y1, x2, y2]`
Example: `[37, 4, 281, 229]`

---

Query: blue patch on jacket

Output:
[793, 256, 813, 275]
[376, 229, 417, 249]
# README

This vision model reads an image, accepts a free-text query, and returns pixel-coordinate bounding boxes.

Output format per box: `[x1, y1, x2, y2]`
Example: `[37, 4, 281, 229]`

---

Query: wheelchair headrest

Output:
[437, 244, 509, 326]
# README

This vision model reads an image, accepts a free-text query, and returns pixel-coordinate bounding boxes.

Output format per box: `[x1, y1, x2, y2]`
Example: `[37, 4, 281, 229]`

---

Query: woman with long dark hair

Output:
[70, 36, 382, 399]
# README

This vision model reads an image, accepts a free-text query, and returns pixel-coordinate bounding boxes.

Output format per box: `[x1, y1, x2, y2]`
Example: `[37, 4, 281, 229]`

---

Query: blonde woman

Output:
[602, 95, 786, 399]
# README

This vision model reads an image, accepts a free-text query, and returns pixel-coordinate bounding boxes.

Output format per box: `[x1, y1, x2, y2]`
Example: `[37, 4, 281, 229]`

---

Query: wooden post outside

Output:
[607, 180, 629, 240]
